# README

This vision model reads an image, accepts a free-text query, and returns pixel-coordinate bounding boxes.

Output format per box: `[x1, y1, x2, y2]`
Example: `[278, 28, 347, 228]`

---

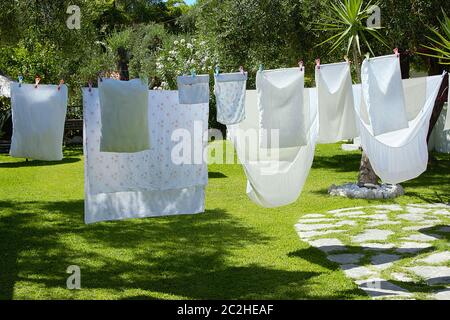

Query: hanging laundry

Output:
[445, 87, 450, 131]
[228, 87, 318, 208]
[316, 62, 358, 143]
[83, 88, 208, 223]
[0, 75, 11, 98]
[98, 78, 150, 153]
[353, 74, 445, 184]
[177, 74, 210, 104]
[361, 54, 409, 136]
[214, 72, 247, 125]
[10, 82, 67, 161]
[256, 68, 306, 148]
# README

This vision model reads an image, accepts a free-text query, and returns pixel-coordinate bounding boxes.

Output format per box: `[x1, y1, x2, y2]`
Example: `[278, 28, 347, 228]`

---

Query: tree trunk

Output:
[352, 41, 379, 185]
[117, 46, 129, 81]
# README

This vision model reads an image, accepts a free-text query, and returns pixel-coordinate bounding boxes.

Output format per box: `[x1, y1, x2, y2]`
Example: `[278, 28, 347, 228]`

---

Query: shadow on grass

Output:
[310, 151, 450, 201]
[289, 242, 448, 297]
[208, 171, 228, 179]
[0, 199, 334, 300]
[0, 157, 80, 168]
[312, 153, 361, 172]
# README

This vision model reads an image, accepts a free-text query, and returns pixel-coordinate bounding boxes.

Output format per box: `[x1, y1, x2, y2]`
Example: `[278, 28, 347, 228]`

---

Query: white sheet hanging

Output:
[83, 88, 208, 223]
[84, 89, 208, 195]
[256, 68, 307, 148]
[214, 72, 247, 125]
[0, 75, 12, 98]
[361, 54, 409, 136]
[10, 83, 68, 161]
[445, 88, 450, 131]
[98, 78, 150, 153]
[228, 88, 318, 208]
[316, 62, 358, 143]
[354, 74, 445, 184]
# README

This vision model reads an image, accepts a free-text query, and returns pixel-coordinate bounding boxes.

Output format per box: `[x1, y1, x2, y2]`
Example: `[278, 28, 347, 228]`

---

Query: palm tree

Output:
[316, 0, 388, 185]
[420, 9, 450, 65]
[419, 9, 450, 145]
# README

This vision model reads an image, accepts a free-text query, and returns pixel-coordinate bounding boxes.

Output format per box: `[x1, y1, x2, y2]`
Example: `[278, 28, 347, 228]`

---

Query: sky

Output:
[184, 0, 197, 4]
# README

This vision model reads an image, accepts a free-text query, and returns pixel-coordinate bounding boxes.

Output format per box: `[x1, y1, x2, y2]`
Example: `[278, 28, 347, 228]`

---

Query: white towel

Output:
[83, 89, 208, 223]
[177, 75, 210, 104]
[228, 88, 318, 208]
[354, 74, 445, 184]
[361, 54, 409, 136]
[256, 68, 307, 148]
[214, 72, 247, 125]
[10, 83, 67, 161]
[316, 62, 358, 143]
[98, 78, 150, 153]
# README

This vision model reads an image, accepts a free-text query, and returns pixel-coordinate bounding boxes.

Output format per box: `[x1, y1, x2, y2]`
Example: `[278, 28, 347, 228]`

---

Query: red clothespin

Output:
[239, 66, 245, 74]
[394, 48, 400, 57]
[315, 58, 321, 70]
[298, 60, 304, 71]
[57, 79, 64, 91]
[88, 80, 93, 92]
[34, 76, 41, 89]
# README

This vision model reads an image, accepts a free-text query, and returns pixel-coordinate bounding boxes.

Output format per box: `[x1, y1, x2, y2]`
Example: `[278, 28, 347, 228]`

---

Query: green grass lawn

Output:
[0, 142, 448, 300]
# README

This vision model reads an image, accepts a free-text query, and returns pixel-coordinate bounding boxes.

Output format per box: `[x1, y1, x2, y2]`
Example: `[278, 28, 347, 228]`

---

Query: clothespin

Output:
[57, 79, 64, 91]
[344, 55, 351, 64]
[315, 58, 321, 70]
[88, 80, 93, 92]
[298, 60, 304, 71]
[98, 71, 104, 82]
[259, 64, 264, 72]
[239, 66, 245, 74]
[214, 65, 220, 76]
[191, 69, 196, 77]
[393, 47, 400, 57]
[18, 75, 23, 88]
[364, 52, 370, 60]
[34, 76, 41, 89]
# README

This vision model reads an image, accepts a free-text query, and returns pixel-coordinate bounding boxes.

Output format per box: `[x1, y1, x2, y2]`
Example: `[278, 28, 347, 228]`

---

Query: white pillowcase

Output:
[361, 54, 409, 136]
[10, 83, 67, 161]
[256, 68, 306, 148]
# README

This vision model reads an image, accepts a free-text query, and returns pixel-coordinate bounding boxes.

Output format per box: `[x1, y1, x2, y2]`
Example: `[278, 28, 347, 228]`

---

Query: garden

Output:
[0, 0, 449, 301]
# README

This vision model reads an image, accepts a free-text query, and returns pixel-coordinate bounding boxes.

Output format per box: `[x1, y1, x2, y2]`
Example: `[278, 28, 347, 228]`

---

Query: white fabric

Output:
[354, 74, 445, 184]
[83, 89, 208, 195]
[429, 103, 450, 153]
[177, 75, 210, 104]
[214, 72, 247, 125]
[84, 185, 205, 224]
[228, 88, 318, 208]
[0, 75, 12, 98]
[256, 68, 307, 148]
[10, 83, 67, 161]
[83, 89, 208, 224]
[98, 78, 150, 153]
[445, 89, 450, 131]
[316, 62, 358, 143]
[361, 54, 409, 135]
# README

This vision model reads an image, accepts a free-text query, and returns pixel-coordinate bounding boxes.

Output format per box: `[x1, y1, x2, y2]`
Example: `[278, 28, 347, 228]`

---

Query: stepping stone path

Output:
[295, 203, 450, 300]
